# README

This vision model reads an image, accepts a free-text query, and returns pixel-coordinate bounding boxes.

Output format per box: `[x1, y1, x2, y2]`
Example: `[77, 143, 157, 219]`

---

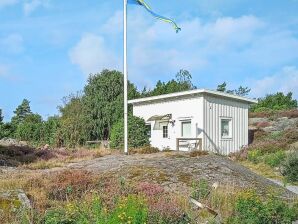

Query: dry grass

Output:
[189, 150, 209, 157]
[130, 146, 160, 154]
[19, 147, 113, 170]
[240, 160, 284, 181]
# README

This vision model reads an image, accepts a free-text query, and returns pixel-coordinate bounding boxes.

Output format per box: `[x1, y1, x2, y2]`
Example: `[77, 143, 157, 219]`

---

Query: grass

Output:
[240, 160, 284, 181]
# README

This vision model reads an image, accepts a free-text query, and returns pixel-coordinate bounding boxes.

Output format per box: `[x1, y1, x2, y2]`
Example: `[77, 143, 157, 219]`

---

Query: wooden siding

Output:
[203, 95, 249, 155]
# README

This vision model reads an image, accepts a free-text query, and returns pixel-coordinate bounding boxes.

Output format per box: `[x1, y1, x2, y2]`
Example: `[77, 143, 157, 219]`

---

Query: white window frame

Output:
[181, 120, 192, 137]
[220, 117, 232, 139]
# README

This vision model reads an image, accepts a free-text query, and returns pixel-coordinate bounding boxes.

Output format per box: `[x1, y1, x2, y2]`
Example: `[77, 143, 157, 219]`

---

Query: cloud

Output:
[102, 10, 123, 34]
[23, 0, 49, 16]
[249, 66, 298, 99]
[0, 0, 18, 8]
[122, 13, 298, 89]
[69, 33, 120, 75]
[0, 34, 24, 54]
[126, 15, 265, 83]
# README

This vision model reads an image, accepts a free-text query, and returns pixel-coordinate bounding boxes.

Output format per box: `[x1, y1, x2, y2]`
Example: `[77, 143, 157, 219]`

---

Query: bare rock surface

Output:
[0, 152, 296, 197]
[65, 153, 295, 196]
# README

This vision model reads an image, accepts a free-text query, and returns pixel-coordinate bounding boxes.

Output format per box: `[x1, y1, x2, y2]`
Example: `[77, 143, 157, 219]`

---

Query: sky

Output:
[0, 0, 298, 121]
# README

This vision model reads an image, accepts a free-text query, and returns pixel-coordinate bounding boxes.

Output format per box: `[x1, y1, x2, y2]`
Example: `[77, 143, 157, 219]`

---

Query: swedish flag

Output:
[127, 0, 181, 33]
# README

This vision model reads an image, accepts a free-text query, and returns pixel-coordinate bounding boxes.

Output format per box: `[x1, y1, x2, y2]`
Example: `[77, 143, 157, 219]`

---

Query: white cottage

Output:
[128, 89, 257, 155]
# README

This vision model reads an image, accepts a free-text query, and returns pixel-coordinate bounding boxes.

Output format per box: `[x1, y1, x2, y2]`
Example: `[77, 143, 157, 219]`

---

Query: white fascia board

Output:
[128, 89, 258, 105]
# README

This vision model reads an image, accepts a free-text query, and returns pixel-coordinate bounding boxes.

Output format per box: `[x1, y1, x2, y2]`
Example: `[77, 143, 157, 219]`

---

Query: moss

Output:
[0, 191, 22, 213]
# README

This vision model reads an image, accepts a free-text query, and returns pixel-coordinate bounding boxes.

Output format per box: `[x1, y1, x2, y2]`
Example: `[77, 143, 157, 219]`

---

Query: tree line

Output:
[0, 69, 297, 148]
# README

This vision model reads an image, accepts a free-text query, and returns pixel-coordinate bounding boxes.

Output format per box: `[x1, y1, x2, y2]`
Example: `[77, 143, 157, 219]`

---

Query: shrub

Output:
[189, 150, 209, 157]
[283, 129, 298, 144]
[15, 114, 43, 143]
[250, 92, 297, 112]
[263, 151, 286, 167]
[110, 115, 150, 149]
[227, 191, 298, 224]
[247, 149, 262, 164]
[281, 150, 298, 182]
[43, 194, 148, 224]
[131, 146, 160, 154]
[248, 141, 287, 154]
[46, 170, 97, 201]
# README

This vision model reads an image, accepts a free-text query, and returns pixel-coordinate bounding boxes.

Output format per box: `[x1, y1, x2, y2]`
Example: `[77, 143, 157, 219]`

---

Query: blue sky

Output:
[1, 0, 298, 121]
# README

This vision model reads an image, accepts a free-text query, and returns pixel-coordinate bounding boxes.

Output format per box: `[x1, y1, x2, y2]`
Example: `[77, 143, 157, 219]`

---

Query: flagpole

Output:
[123, 0, 128, 155]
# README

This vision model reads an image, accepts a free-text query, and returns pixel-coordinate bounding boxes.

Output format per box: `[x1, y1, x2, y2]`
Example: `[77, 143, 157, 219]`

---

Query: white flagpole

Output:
[123, 0, 128, 155]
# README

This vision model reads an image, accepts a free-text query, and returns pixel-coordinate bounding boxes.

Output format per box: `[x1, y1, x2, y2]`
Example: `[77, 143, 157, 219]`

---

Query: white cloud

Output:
[0, 0, 18, 8]
[23, 0, 49, 16]
[102, 10, 123, 34]
[0, 34, 24, 54]
[122, 13, 298, 88]
[69, 33, 120, 75]
[126, 15, 264, 83]
[249, 66, 298, 98]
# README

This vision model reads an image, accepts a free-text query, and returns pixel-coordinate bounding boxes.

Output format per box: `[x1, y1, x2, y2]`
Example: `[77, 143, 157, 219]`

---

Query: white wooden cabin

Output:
[128, 89, 257, 155]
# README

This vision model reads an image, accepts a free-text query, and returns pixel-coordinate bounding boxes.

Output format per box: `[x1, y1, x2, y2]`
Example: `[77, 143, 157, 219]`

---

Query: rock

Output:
[0, 138, 28, 147]
[0, 189, 31, 213]
[212, 182, 219, 190]
[249, 117, 298, 132]
[42, 144, 50, 150]
[249, 117, 269, 125]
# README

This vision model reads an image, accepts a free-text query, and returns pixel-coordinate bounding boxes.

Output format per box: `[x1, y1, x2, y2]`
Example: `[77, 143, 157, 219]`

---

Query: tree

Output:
[11, 99, 32, 126]
[217, 82, 227, 92]
[0, 109, 3, 125]
[83, 70, 139, 141]
[58, 94, 89, 147]
[41, 116, 61, 147]
[110, 115, 150, 149]
[15, 113, 43, 142]
[216, 82, 250, 96]
[250, 92, 297, 112]
[143, 69, 196, 97]
[234, 86, 251, 97]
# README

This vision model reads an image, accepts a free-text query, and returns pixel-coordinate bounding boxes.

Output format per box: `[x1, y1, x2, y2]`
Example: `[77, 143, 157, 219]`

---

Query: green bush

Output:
[43, 195, 148, 224]
[15, 114, 43, 143]
[247, 149, 263, 164]
[250, 92, 297, 112]
[263, 150, 286, 167]
[227, 191, 298, 224]
[110, 115, 150, 149]
[281, 150, 298, 182]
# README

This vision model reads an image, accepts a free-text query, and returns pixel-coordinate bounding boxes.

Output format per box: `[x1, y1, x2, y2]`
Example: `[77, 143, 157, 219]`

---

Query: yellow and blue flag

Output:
[127, 0, 181, 33]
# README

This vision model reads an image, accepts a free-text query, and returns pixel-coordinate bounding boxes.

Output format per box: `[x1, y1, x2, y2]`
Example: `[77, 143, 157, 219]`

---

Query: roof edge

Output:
[128, 89, 258, 105]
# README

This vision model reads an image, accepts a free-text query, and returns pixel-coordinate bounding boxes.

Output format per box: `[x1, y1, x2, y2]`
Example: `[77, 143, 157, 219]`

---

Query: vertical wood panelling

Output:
[203, 95, 249, 155]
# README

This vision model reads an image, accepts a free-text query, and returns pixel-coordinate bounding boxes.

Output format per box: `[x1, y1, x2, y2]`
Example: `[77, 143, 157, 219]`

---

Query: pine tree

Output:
[11, 99, 32, 125]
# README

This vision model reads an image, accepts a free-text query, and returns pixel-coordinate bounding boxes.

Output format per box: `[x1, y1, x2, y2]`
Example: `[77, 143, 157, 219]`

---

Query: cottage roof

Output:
[128, 89, 258, 105]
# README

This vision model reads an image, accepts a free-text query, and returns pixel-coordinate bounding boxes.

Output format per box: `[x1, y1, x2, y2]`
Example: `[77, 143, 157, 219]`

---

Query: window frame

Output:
[162, 125, 168, 138]
[220, 117, 232, 140]
[146, 123, 151, 138]
[181, 120, 192, 137]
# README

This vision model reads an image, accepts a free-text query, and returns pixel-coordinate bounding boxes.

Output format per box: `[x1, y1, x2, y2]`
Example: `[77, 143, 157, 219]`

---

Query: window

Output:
[181, 121, 191, 137]
[221, 118, 232, 138]
[162, 125, 168, 138]
[146, 124, 151, 137]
